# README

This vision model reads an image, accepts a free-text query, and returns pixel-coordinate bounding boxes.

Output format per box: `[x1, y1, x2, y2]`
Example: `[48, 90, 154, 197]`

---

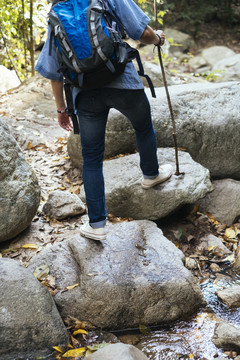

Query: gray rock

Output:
[0, 258, 68, 360]
[0, 119, 41, 243]
[216, 286, 240, 308]
[141, 62, 173, 88]
[43, 190, 86, 220]
[197, 234, 232, 257]
[85, 343, 148, 360]
[150, 82, 240, 179]
[164, 28, 195, 55]
[80, 148, 211, 220]
[199, 179, 240, 225]
[212, 321, 240, 350]
[201, 46, 236, 68]
[68, 82, 240, 179]
[213, 54, 240, 82]
[29, 220, 205, 330]
[188, 55, 208, 71]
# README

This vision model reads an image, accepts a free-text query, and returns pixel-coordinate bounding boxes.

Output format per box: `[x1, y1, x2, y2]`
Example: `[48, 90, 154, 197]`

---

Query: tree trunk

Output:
[29, 0, 35, 76]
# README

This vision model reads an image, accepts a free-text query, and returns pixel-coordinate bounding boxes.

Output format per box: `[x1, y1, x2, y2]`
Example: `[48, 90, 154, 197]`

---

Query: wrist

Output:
[154, 32, 162, 46]
[57, 107, 67, 114]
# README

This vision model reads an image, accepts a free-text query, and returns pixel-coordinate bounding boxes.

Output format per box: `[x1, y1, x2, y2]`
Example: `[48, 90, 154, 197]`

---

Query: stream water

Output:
[119, 274, 240, 360]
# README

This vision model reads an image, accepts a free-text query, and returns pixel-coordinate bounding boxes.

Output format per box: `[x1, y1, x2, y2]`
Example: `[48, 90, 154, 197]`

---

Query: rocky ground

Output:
[0, 22, 240, 359]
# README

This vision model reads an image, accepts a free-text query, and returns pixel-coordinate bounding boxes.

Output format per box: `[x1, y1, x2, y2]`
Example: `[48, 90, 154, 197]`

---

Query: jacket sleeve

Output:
[108, 0, 150, 40]
[35, 25, 64, 81]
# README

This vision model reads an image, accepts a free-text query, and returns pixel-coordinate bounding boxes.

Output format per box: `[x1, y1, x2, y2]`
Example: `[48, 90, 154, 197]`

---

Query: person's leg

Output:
[105, 88, 158, 176]
[75, 89, 109, 233]
[104, 88, 172, 187]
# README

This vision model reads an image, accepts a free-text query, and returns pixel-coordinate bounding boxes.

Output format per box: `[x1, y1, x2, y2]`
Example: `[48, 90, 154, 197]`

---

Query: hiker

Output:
[35, 0, 173, 241]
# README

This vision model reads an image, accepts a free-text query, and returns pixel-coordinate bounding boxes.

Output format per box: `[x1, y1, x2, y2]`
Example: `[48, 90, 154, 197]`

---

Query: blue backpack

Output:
[49, 0, 155, 92]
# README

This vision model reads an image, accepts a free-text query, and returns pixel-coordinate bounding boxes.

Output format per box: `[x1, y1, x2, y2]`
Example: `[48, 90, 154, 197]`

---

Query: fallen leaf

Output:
[187, 235, 194, 243]
[225, 228, 237, 239]
[22, 244, 39, 250]
[26, 141, 33, 149]
[62, 347, 86, 357]
[2, 248, 19, 254]
[73, 329, 88, 336]
[87, 343, 111, 351]
[177, 227, 182, 241]
[33, 264, 50, 280]
[66, 283, 79, 290]
[139, 324, 151, 335]
[53, 346, 63, 353]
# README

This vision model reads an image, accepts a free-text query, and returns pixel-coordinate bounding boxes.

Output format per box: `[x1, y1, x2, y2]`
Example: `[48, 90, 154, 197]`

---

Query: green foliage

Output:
[134, 0, 167, 27]
[0, 0, 48, 81]
[135, 0, 238, 35]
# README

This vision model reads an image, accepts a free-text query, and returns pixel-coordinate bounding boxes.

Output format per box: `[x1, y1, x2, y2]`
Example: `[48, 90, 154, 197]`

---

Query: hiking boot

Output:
[141, 164, 173, 189]
[80, 221, 106, 241]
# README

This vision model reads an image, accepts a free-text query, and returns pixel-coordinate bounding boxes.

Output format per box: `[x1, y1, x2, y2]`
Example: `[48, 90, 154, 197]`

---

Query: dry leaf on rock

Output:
[62, 347, 86, 358]
[33, 264, 50, 280]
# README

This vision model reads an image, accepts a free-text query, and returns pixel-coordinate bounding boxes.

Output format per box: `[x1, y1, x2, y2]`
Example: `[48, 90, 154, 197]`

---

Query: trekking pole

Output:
[154, 0, 180, 176]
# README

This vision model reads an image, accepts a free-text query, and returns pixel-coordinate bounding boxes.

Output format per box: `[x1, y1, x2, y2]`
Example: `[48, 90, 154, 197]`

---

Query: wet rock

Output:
[29, 220, 205, 329]
[0, 258, 68, 360]
[68, 82, 240, 179]
[201, 46, 236, 68]
[196, 234, 232, 257]
[199, 179, 240, 226]
[212, 321, 240, 351]
[85, 343, 148, 360]
[216, 286, 240, 308]
[80, 148, 211, 220]
[0, 119, 41, 243]
[234, 250, 240, 275]
[43, 190, 85, 220]
[209, 263, 222, 273]
[185, 257, 198, 270]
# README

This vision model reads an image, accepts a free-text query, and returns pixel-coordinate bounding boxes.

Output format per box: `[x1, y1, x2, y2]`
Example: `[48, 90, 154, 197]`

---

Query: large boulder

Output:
[213, 54, 240, 82]
[80, 148, 211, 221]
[212, 321, 240, 351]
[150, 82, 240, 179]
[201, 46, 236, 68]
[0, 119, 41, 243]
[199, 179, 240, 225]
[164, 28, 195, 55]
[68, 82, 240, 179]
[0, 258, 68, 360]
[29, 220, 205, 330]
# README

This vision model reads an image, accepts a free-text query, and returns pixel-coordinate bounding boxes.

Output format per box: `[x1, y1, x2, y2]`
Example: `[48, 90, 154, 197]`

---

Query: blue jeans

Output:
[76, 88, 159, 228]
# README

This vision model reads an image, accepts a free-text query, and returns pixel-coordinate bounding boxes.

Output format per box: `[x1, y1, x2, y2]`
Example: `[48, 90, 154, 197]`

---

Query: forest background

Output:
[0, 0, 239, 83]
